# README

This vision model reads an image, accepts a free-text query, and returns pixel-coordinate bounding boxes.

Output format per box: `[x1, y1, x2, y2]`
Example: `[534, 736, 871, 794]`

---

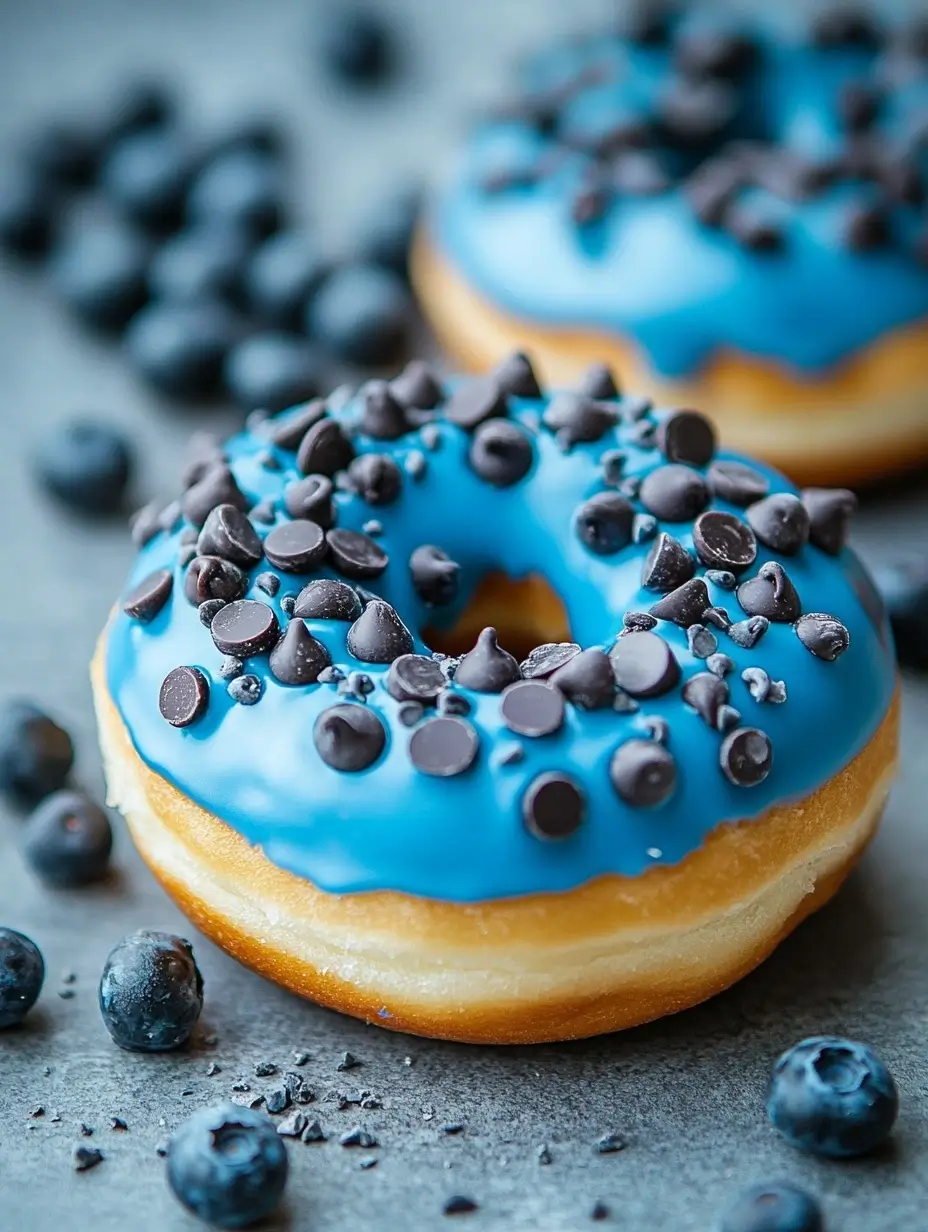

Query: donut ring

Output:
[414, 7, 928, 487]
[93, 357, 898, 1043]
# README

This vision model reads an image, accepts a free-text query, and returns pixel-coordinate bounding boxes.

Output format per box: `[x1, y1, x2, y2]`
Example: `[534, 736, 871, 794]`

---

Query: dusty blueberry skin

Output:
[307, 263, 411, 365]
[767, 1035, 899, 1158]
[0, 928, 45, 1029]
[98, 930, 203, 1052]
[0, 700, 74, 803]
[23, 790, 113, 887]
[35, 419, 133, 515]
[873, 558, 928, 671]
[167, 1103, 288, 1229]
[718, 1181, 823, 1232]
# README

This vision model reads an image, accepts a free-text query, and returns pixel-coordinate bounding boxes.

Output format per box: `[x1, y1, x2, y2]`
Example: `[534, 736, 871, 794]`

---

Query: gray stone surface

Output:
[0, 2, 926, 1229]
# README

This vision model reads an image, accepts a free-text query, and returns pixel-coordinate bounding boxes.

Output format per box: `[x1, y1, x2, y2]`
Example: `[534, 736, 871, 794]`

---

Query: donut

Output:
[413, 6, 928, 487]
[92, 356, 899, 1044]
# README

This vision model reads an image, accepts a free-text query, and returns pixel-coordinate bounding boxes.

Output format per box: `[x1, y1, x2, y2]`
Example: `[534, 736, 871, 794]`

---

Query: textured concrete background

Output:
[0, 2, 927, 1229]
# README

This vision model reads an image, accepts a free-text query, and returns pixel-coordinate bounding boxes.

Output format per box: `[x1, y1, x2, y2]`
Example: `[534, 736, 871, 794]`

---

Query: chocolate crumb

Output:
[596, 1132, 627, 1154]
[72, 1145, 103, 1171]
[254, 1061, 278, 1078]
[443, 1196, 478, 1216]
[302, 1120, 327, 1143]
[340, 1126, 378, 1148]
[537, 1143, 553, 1165]
[337, 1051, 362, 1072]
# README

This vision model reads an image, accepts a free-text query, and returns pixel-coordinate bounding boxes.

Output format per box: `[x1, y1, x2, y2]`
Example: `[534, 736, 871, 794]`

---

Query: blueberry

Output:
[97, 80, 176, 151]
[357, 187, 419, 280]
[767, 1036, 899, 1158]
[245, 231, 326, 327]
[0, 167, 56, 258]
[188, 151, 284, 241]
[307, 263, 411, 365]
[0, 929, 45, 1029]
[150, 225, 252, 304]
[320, 7, 395, 85]
[21, 119, 97, 189]
[0, 701, 74, 803]
[872, 558, 928, 670]
[101, 128, 194, 232]
[22, 790, 113, 887]
[203, 115, 288, 163]
[49, 221, 150, 332]
[126, 299, 240, 399]
[35, 418, 133, 514]
[224, 332, 323, 413]
[719, 1181, 823, 1232]
[99, 930, 203, 1052]
[167, 1103, 288, 1228]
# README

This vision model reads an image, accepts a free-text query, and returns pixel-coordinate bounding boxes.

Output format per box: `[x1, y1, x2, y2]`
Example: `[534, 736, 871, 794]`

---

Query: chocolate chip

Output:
[263, 520, 327, 573]
[692, 511, 757, 572]
[812, 7, 883, 49]
[258, 451, 281, 472]
[284, 475, 335, 528]
[130, 501, 163, 547]
[801, 488, 857, 555]
[251, 499, 276, 525]
[347, 453, 403, 507]
[728, 615, 770, 648]
[182, 464, 249, 529]
[649, 578, 711, 627]
[687, 624, 718, 658]
[571, 182, 610, 224]
[326, 528, 388, 579]
[795, 612, 850, 661]
[454, 627, 521, 692]
[296, 418, 355, 477]
[676, 29, 757, 78]
[660, 77, 737, 145]
[228, 674, 262, 705]
[575, 492, 635, 555]
[210, 599, 279, 656]
[185, 555, 247, 605]
[746, 494, 810, 555]
[492, 350, 541, 398]
[686, 157, 743, 226]
[706, 652, 734, 677]
[840, 82, 881, 132]
[196, 503, 263, 568]
[181, 432, 225, 488]
[578, 363, 620, 400]
[639, 464, 710, 522]
[543, 394, 615, 446]
[398, 701, 424, 726]
[219, 656, 243, 680]
[610, 631, 680, 697]
[737, 562, 801, 622]
[632, 513, 658, 544]
[612, 150, 671, 195]
[468, 419, 533, 487]
[707, 460, 770, 507]
[720, 727, 772, 786]
[522, 773, 585, 839]
[346, 599, 414, 663]
[844, 202, 889, 251]
[159, 666, 209, 727]
[443, 1196, 479, 1217]
[657, 410, 716, 466]
[551, 648, 615, 709]
[623, 612, 658, 634]
[294, 578, 362, 621]
[519, 643, 581, 679]
[386, 654, 447, 703]
[123, 569, 173, 622]
[682, 672, 729, 727]
[390, 359, 443, 410]
[445, 376, 507, 430]
[255, 571, 280, 597]
[199, 598, 227, 626]
[314, 704, 386, 771]
[269, 620, 331, 684]
[500, 680, 565, 737]
[705, 569, 736, 590]
[409, 717, 479, 777]
[728, 208, 784, 252]
[409, 544, 460, 606]
[269, 399, 327, 449]
[436, 690, 470, 716]
[610, 739, 676, 807]
[641, 532, 695, 592]
[601, 450, 626, 486]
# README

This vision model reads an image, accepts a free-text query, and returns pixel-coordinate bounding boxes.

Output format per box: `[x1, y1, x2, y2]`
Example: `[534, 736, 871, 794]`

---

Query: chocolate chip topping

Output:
[347, 453, 403, 506]
[543, 393, 616, 446]
[468, 419, 534, 487]
[409, 717, 479, 777]
[707, 460, 770, 507]
[520, 642, 581, 679]
[185, 555, 247, 605]
[284, 475, 336, 528]
[550, 648, 615, 709]
[446, 376, 508, 430]
[346, 599, 414, 663]
[269, 400, 327, 450]
[610, 630, 680, 697]
[639, 464, 710, 522]
[692, 510, 757, 572]
[293, 578, 363, 622]
[196, 503, 263, 569]
[728, 615, 769, 648]
[360, 381, 410, 440]
[255, 571, 280, 597]
[182, 464, 249, 529]
[575, 491, 635, 555]
[649, 578, 711, 627]
[269, 619, 332, 685]
[199, 598, 227, 626]
[624, 612, 658, 634]
[262, 520, 327, 573]
[326, 528, 389, 579]
[159, 666, 209, 728]
[737, 561, 802, 622]
[123, 569, 173, 622]
[795, 612, 851, 661]
[719, 727, 773, 786]
[409, 544, 460, 606]
[296, 418, 355, 477]
[682, 672, 729, 728]
[578, 362, 620, 400]
[746, 493, 811, 555]
[313, 704, 386, 772]
[522, 773, 585, 839]
[801, 487, 858, 555]
[641, 532, 696, 592]
[705, 569, 737, 590]
[610, 739, 677, 808]
[181, 432, 226, 488]
[454, 627, 521, 693]
[390, 359, 444, 410]
[657, 410, 717, 467]
[386, 654, 447, 703]
[209, 599, 279, 657]
[492, 350, 542, 398]
[500, 680, 565, 737]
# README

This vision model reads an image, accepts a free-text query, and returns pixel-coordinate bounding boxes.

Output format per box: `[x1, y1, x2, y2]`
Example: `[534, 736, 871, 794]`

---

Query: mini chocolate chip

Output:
[284, 475, 335, 528]
[550, 648, 615, 709]
[294, 578, 363, 621]
[387, 654, 447, 703]
[686, 157, 742, 226]
[159, 666, 209, 727]
[409, 717, 478, 777]
[522, 773, 585, 839]
[198, 598, 226, 626]
[185, 555, 247, 605]
[468, 419, 533, 487]
[297, 418, 355, 477]
[610, 630, 680, 697]
[500, 680, 565, 737]
[347, 454, 402, 506]
[390, 359, 444, 410]
[196, 504, 263, 568]
[210, 599, 279, 656]
[182, 464, 249, 529]
[610, 739, 676, 808]
[255, 571, 280, 597]
[619, 477, 641, 500]
[812, 7, 883, 48]
[228, 674, 262, 705]
[436, 691, 470, 717]
[704, 605, 732, 630]
[251, 499, 276, 525]
[628, 420, 656, 449]
[445, 376, 507, 430]
[492, 350, 541, 398]
[746, 494, 810, 555]
[801, 488, 857, 555]
[649, 578, 711, 627]
[219, 655, 243, 680]
[706, 652, 734, 677]
[123, 569, 173, 622]
[404, 450, 427, 480]
[601, 450, 626, 485]
[844, 202, 889, 251]
[575, 492, 635, 555]
[326, 528, 389, 579]
[398, 701, 424, 726]
[578, 363, 620, 400]
[317, 665, 344, 684]
[707, 459, 770, 506]
[341, 671, 374, 699]
[347, 599, 414, 663]
[676, 29, 757, 77]
[639, 464, 710, 522]
[263, 521, 327, 573]
[258, 451, 281, 472]
[795, 612, 850, 661]
[314, 704, 386, 771]
[623, 612, 658, 633]
[632, 514, 659, 544]
[682, 672, 729, 727]
[409, 544, 460, 606]
[728, 208, 784, 252]
[269, 399, 327, 449]
[641, 532, 695, 592]
[687, 624, 718, 658]
[720, 727, 772, 786]
[712, 703, 739, 732]
[657, 410, 716, 466]
[454, 627, 521, 692]
[728, 615, 770, 648]
[269, 620, 331, 684]
[840, 82, 881, 132]
[543, 394, 616, 446]
[660, 77, 737, 145]
[737, 562, 801, 622]
[705, 569, 737, 590]
[693, 511, 757, 572]
[360, 380, 409, 440]
[520, 643, 581, 679]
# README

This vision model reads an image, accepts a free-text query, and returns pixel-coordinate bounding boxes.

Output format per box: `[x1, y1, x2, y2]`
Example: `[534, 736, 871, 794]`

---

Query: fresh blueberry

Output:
[718, 1181, 823, 1232]
[97, 80, 176, 151]
[244, 231, 326, 327]
[0, 701, 74, 803]
[167, 1103, 288, 1228]
[49, 220, 150, 332]
[150, 225, 252, 304]
[101, 128, 194, 232]
[35, 418, 133, 514]
[0, 167, 56, 258]
[0, 928, 45, 1029]
[357, 187, 419, 281]
[767, 1036, 899, 1158]
[22, 790, 113, 887]
[99, 930, 203, 1052]
[307, 262, 411, 365]
[20, 119, 97, 189]
[320, 7, 395, 85]
[224, 332, 323, 413]
[188, 150, 284, 241]
[872, 557, 928, 670]
[126, 299, 240, 399]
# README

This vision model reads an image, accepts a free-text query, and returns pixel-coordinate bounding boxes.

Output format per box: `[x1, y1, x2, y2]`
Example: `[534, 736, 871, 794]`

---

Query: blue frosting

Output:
[105, 387, 896, 903]
[430, 21, 928, 377]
